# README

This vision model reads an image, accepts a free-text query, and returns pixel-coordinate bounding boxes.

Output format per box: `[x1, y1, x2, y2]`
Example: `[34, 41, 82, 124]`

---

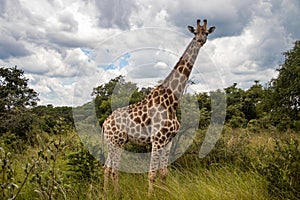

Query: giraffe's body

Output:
[102, 19, 215, 196]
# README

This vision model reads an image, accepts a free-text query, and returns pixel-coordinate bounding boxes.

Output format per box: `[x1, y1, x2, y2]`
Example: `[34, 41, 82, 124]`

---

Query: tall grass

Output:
[1, 128, 299, 199]
[110, 166, 269, 200]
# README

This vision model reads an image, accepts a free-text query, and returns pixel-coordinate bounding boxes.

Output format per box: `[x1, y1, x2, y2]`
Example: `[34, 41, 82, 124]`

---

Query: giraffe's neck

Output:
[162, 38, 202, 100]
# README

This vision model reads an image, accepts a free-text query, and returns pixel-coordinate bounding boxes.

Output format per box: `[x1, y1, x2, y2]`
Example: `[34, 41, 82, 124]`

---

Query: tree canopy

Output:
[0, 66, 38, 112]
[0, 66, 39, 136]
[268, 41, 300, 130]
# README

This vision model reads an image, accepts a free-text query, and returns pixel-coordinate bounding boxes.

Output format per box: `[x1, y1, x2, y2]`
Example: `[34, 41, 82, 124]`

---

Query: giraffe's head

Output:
[188, 19, 215, 44]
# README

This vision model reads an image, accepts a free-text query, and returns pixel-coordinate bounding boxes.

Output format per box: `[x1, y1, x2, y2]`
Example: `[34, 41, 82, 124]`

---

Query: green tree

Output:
[269, 41, 300, 130]
[196, 92, 211, 129]
[0, 66, 39, 137]
[32, 105, 74, 133]
[91, 76, 149, 125]
[243, 80, 264, 121]
[224, 83, 246, 128]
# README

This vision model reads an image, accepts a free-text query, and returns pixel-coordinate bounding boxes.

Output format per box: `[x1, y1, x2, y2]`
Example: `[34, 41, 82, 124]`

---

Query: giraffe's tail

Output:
[100, 127, 106, 164]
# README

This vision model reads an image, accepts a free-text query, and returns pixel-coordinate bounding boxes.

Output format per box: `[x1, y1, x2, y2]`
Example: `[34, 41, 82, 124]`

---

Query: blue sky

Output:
[0, 0, 299, 106]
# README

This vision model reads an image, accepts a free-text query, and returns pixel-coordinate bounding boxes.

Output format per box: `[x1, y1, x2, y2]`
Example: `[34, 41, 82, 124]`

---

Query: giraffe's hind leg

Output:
[104, 165, 111, 192]
[104, 141, 124, 194]
[159, 141, 172, 181]
[148, 141, 161, 197]
[104, 150, 112, 192]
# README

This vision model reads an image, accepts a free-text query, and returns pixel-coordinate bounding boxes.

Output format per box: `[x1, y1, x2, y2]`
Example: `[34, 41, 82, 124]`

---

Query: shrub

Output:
[256, 138, 300, 199]
[66, 143, 103, 183]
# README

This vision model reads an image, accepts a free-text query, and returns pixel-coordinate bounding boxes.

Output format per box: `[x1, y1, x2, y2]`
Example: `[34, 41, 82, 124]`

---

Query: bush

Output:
[228, 116, 247, 128]
[66, 143, 103, 183]
[256, 138, 300, 199]
[173, 130, 252, 171]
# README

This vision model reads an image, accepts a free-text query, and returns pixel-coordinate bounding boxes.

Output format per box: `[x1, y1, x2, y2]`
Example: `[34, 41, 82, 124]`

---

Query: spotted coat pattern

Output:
[102, 19, 215, 196]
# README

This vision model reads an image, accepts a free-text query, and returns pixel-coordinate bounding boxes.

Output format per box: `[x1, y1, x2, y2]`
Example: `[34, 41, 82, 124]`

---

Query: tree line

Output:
[0, 41, 299, 144]
[92, 41, 300, 132]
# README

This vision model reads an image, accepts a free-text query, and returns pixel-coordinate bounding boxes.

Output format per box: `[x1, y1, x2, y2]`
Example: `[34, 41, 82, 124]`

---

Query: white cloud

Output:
[0, 0, 299, 106]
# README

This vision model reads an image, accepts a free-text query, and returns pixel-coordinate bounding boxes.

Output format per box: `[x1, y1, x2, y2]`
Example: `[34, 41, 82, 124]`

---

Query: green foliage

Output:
[268, 41, 300, 130]
[0, 66, 38, 111]
[196, 92, 211, 128]
[0, 147, 35, 200]
[32, 105, 74, 134]
[0, 66, 39, 138]
[1, 39, 300, 199]
[256, 138, 300, 199]
[90, 75, 154, 157]
[92, 75, 149, 125]
[66, 143, 102, 182]
[0, 147, 17, 199]
[31, 138, 67, 200]
[174, 129, 300, 199]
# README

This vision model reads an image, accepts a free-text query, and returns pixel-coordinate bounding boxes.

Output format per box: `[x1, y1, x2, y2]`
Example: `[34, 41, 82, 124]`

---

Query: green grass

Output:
[2, 129, 299, 199]
[101, 166, 269, 200]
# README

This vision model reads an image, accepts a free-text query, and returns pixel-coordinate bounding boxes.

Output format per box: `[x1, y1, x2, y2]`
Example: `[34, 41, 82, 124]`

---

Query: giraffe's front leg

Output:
[159, 141, 172, 181]
[104, 141, 124, 195]
[103, 154, 112, 192]
[148, 142, 160, 197]
[104, 166, 111, 193]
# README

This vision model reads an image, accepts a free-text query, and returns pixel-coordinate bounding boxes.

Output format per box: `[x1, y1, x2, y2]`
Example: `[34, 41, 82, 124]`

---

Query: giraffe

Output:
[102, 19, 215, 196]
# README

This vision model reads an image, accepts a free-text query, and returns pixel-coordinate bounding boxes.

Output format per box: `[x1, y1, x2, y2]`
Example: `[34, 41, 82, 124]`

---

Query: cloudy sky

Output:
[0, 0, 299, 106]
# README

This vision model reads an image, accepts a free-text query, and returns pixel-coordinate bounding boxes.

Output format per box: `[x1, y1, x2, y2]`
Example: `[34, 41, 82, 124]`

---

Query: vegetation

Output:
[0, 41, 299, 199]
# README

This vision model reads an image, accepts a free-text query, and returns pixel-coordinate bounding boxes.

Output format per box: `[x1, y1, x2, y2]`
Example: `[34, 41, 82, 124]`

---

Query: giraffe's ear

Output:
[208, 26, 216, 34]
[187, 26, 196, 34]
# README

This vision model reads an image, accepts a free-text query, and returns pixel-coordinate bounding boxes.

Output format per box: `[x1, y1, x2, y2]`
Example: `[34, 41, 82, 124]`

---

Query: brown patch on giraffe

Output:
[134, 117, 141, 124]
[160, 97, 167, 108]
[168, 95, 174, 103]
[174, 101, 178, 107]
[153, 90, 159, 98]
[129, 112, 134, 119]
[180, 59, 186, 65]
[164, 88, 170, 95]
[148, 100, 153, 107]
[166, 132, 171, 138]
[159, 136, 166, 144]
[165, 99, 170, 106]
[145, 118, 151, 125]
[183, 68, 190, 77]
[177, 66, 184, 73]
[154, 96, 160, 104]
[156, 132, 161, 138]
[142, 105, 148, 112]
[166, 121, 172, 127]
[142, 113, 147, 121]
[161, 127, 168, 134]
[187, 62, 193, 70]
